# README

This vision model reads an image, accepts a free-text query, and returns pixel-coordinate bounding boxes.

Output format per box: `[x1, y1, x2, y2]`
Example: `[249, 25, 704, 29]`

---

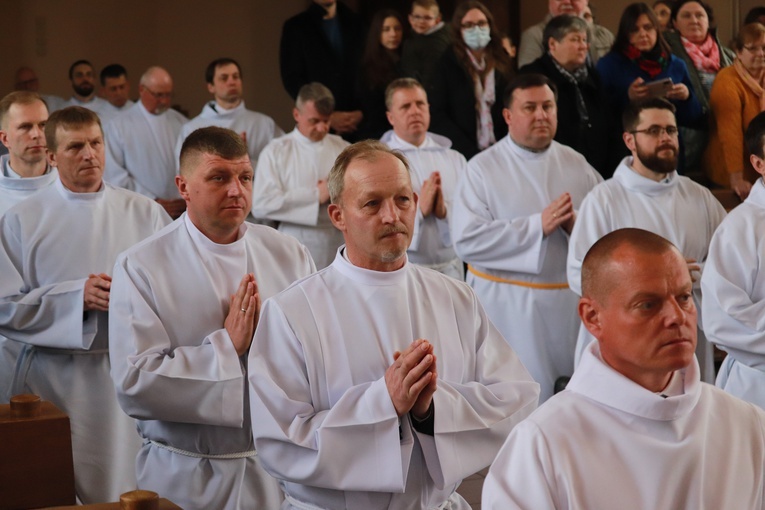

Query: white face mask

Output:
[463, 26, 491, 50]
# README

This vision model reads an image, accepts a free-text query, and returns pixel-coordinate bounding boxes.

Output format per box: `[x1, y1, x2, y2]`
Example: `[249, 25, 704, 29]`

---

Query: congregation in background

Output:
[3, 0, 765, 508]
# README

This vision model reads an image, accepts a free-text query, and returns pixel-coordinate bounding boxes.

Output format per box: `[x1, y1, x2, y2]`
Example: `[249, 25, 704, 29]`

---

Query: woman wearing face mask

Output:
[428, 0, 514, 158]
[355, 9, 406, 140]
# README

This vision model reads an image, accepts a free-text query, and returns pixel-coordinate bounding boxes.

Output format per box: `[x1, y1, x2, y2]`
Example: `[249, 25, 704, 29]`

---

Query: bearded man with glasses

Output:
[567, 97, 726, 383]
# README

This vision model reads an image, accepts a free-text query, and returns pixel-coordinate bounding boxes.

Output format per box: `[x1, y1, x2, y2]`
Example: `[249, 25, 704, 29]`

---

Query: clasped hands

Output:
[385, 338, 437, 420]
[224, 273, 261, 356]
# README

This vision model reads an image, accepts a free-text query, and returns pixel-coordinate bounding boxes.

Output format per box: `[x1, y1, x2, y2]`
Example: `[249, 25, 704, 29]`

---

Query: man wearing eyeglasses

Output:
[567, 97, 726, 382]
[104, 66, 188, 218]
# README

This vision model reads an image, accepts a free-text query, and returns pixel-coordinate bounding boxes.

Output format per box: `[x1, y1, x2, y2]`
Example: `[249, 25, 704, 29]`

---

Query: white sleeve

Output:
[452, 163, 547, 274]
[104, 122, 141, 194]
[416, 292, 540, 487]
[701, 215, 765, 359]
[482, 420, 559, 509]
[251, 147, 320, 224]
[109, 254, 246, 426]
[0, 216, 95, 349]
[248, 300, 413, 491]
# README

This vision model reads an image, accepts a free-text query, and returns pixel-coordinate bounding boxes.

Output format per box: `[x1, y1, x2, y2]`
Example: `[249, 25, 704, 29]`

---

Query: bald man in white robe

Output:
[104, 66, 187, 219]
[484, 229, 765, 510]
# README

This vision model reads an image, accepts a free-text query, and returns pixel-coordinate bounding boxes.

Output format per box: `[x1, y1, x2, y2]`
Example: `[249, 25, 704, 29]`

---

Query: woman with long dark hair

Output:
[597, 3, 701, 130]
[428, 0, 513, 158]
[355, 9, 405, 140]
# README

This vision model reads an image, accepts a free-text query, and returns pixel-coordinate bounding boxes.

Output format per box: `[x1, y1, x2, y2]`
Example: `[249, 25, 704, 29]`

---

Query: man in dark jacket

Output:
[280, 1, 366, 139]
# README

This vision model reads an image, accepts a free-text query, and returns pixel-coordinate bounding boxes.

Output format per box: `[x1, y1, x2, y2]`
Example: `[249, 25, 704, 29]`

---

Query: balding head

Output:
[15, 67, 39, 92]
[581, 228, 680, 304]
[139, 66, 173, 115]
[578, 228, 697, 392]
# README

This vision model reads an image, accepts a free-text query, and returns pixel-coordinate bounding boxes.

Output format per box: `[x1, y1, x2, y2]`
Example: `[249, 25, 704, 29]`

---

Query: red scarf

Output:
[681, 33, 721, 73]
[623, 44, 670, 78]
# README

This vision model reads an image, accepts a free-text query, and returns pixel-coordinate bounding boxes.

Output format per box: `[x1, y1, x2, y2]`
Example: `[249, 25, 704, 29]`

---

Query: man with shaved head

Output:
[484, 228, 765, 509]
[104, 66, 188, 218]
[109, 126, 315, 509]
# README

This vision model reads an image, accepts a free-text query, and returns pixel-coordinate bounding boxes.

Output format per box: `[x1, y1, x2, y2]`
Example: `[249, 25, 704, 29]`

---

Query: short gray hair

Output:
[296, 82, 335, 116]
[543, 15, 590, 50]
[328, 140, 410, 204]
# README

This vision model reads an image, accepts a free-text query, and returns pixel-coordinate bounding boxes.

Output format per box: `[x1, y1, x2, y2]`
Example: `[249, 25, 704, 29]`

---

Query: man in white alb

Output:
[110, 127, 315, 510]
[176, 58, 283, 170]
[251, 82, 348, 268]
[702, 111, 765, 409]
[484, 229, 765, 509]
[380, 77, 466, 279]
[104, 66, 188, 219]
[452, 73, 602, 402]
[0, 91, 57, 402]
[99, 64, 134, 117]
[567, 97, 725, 382]
[65, 60, 115, 121]
[0, 107, 171, 503]
[248, 140, 539, 510]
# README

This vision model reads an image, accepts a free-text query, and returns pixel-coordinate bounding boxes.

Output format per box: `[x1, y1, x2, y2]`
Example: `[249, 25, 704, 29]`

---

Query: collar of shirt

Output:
[657, 369, 684, 398]
[207, 100, 246, 117]
[745, 177, 765, 210]
[389, 132, 437, 151]
[505, 134, 551, 160]
[335, 247, 409, 286]
[568, 341, 701, 421]
[616, 157, 679, 197]
[183, 212, 247, 253]
[291, 127, 324, 146]
[54, 175, 105, 203]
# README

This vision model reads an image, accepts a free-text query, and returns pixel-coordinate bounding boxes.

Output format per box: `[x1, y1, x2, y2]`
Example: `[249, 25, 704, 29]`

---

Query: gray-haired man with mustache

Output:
[248, 139, 539, 510]
[567, 97, 726, 382]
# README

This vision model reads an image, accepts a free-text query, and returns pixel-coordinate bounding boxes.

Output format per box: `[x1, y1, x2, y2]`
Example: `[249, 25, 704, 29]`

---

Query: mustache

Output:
[379, 226, 408, 237]
[658, 144, 677, 153]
